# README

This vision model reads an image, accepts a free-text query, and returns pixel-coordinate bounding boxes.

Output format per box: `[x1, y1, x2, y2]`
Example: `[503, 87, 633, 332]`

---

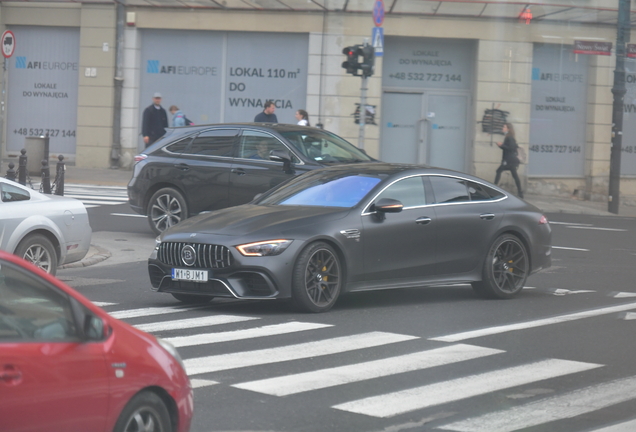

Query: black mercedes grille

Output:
[158, 242, 232, 269]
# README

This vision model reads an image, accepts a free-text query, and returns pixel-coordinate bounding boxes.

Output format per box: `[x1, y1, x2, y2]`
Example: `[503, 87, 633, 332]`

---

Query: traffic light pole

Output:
[358, 75, 368, 150]
[608, 0, 631, 214]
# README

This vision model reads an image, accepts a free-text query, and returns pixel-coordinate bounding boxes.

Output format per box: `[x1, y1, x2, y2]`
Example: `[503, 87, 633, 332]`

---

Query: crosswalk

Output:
[97, 301, 636, 431]
[62, 184, 128, 208]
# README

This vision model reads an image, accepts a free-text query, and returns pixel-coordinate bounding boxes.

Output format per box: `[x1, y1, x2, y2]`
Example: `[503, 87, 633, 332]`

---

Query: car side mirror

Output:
[70, 297, 109, 342]
[269, 149, 294, 174]
[374, 198, 404, 213]
[84, 315, 107, 341]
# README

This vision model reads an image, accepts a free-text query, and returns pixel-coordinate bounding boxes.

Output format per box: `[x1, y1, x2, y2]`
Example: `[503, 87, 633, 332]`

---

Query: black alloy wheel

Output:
[148, 187, 188, 235]
[472, 233, 528, 299]
[113, 391, 171, 432]
[15, 234, 58, 276]
[292, 242, 342, 313]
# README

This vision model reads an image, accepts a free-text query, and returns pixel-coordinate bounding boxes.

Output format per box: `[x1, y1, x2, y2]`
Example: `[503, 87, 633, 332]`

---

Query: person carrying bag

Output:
[494, 122, 523, 198]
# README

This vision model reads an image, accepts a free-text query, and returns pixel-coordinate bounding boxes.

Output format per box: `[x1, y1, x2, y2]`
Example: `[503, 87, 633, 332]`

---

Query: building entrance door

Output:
[380, 91, 468, 172]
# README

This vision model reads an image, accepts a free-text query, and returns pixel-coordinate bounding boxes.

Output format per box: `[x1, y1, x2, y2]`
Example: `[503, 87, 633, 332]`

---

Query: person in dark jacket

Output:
[254, 100, 278, 123]
[142, 92, 168, 147]
[494, 122, 523, 198]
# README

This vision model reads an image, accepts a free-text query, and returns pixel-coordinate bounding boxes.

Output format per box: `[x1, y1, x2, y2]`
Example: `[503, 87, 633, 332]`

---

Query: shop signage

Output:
[139, 30, 308, 139]
[627, 44, 636, 58]
[382, 37, 474, 91]
[573, 40, 612, 56]
[529, 44, 588, 177]
[6, 27, 79, 156]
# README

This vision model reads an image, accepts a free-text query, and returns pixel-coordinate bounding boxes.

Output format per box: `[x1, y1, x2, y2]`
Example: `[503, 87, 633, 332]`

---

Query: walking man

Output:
[254, 100, 278, 123]
[142, 92, 169, 147]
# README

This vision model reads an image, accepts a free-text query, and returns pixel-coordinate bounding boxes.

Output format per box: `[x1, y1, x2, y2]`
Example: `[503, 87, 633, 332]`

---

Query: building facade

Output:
[1, 1, 635, 203]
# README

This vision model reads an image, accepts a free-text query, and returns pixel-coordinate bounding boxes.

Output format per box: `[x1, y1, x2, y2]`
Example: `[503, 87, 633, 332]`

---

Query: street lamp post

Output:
[608, 0, 631, 214]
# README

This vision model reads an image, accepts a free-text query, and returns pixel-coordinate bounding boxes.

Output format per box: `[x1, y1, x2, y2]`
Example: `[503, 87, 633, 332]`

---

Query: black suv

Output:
[128, 123, 375, 234]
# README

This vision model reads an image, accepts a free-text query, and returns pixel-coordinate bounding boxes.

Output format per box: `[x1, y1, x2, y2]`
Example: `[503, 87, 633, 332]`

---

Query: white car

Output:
[0, 177, 92, 275]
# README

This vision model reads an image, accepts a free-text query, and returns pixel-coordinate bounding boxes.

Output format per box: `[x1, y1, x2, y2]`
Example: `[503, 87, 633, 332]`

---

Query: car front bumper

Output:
[147, 241, 304, 300]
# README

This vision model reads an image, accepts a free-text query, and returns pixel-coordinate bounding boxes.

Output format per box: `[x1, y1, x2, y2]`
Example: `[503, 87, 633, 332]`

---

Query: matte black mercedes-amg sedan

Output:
[148, 163, 551, 313]
[128, 123, 374, 235]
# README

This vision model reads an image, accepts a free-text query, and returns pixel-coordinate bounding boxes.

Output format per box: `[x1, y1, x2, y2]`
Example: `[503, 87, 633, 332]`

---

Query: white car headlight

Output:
[236, 239, 293, 257]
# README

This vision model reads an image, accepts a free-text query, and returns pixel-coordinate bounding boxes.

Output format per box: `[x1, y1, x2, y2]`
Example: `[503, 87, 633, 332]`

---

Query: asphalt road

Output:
[56, 205, 636, 432]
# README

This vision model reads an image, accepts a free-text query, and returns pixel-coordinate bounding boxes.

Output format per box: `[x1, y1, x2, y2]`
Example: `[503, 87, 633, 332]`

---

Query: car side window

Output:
[238, 130, 299, 163]
[0, 183, 30, 203]
[0, 261, 78, 341]
[467, 181, 493, 201]
[429, 176, 470, 203]
[164, 136, 192, 154]
[374, 176, 426, 208]
[187, 129, 238, 157]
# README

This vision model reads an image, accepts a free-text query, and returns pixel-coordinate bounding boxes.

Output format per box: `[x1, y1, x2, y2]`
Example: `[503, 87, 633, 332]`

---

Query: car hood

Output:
[162, 204, 350, 239]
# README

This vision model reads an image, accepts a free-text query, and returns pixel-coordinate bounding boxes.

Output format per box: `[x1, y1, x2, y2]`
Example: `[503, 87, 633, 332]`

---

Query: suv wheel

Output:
[147, 187, 188, 235]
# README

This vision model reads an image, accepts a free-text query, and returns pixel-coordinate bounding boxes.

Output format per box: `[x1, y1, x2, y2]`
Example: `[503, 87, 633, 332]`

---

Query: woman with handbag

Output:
[494, 122, 523, 198]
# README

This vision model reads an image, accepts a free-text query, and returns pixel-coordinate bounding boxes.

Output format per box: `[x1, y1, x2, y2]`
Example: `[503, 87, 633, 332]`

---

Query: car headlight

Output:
[157, 338, 186, 371]
[236, 239, 293, 257]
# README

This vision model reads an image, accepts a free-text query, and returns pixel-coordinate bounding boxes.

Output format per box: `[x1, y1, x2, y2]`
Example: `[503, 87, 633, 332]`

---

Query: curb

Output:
[60, 244, 112, 269]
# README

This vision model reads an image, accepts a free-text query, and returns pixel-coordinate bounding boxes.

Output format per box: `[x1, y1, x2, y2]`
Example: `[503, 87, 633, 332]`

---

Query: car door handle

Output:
[174, 163, 190, 171]
[480, 213, 495, 220]
[415, 217, 432, 225]
[231, 168, 246, 175]
[1, 365, 22, 384]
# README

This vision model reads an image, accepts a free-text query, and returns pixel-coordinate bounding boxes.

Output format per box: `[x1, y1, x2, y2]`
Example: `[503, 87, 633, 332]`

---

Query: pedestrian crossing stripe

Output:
[332, 359, 602, 418]
[190, 379, 219, 389]
[184, 332, 419, 375]
[438, 376, 636, 432]
[134, 314, 259, 332]
[164, 321, 332, 348]
[430, 301, 636, 342]
[233, 344, 503, 396]
[109, 305, 212, 320]
[57, 185, 128, 208]
[586, 418, 636, 432]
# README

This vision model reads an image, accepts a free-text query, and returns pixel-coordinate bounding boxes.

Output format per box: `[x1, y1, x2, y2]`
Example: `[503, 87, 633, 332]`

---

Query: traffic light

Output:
[359, 44, 375, 78]
[342, 45, 361, 76]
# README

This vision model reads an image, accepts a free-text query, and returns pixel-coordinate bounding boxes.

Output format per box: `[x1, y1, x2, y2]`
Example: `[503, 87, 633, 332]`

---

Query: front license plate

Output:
[172, 268, 209, 282]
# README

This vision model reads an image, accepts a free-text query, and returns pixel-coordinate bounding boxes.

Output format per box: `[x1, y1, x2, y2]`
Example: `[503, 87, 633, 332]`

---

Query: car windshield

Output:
[279, 129, 373, 164]
[258, 172, 382, 208]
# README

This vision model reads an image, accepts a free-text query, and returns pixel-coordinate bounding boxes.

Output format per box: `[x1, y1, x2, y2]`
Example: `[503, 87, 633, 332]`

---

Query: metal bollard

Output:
[18, 149, 27, 185]
[41, 159, 51, 194]
[6, 162, 16, 181]
[54, 155, 65, 196]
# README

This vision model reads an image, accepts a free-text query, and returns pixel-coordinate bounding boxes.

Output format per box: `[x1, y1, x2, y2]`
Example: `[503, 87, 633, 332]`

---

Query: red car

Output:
[0, 250, 193, 432]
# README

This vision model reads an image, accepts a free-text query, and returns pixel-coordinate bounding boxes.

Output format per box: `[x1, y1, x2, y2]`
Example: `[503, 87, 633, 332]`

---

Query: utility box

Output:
[24, 136, 50, 176]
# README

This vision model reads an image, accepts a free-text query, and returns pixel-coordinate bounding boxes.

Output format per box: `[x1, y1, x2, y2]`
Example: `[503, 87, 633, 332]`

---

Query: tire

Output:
[114, 391, 171, 432]
[171, 293, 213, 304]
[147, 187, 188, 235]
[291, 242, 342, 313]
[472, 234, 529, 299]
[15, 234, 58, 276]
